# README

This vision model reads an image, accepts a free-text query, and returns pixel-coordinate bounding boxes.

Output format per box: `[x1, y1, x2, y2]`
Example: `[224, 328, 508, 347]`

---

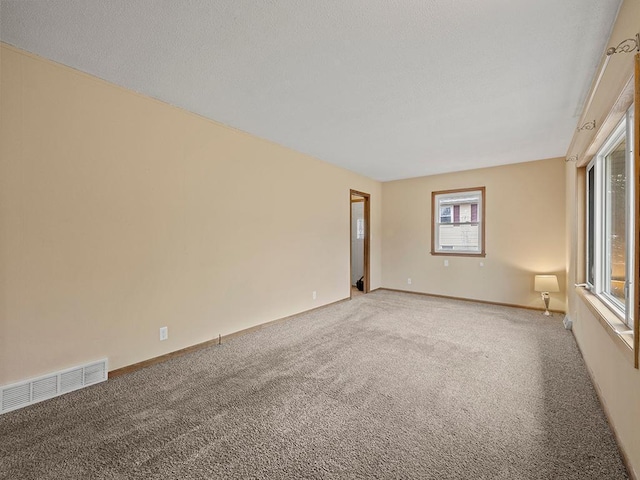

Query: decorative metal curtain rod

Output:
[577, 120, 596, 132]
[606, 33, 640, 56]
[577, 33, 639, 136]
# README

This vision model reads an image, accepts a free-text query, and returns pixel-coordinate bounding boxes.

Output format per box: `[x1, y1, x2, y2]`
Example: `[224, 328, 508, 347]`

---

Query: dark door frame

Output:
[350, 189, 370, 296]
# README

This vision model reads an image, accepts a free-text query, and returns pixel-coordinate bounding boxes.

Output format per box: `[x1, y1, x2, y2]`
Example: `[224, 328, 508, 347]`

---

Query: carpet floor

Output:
[0, 290, 628, 479]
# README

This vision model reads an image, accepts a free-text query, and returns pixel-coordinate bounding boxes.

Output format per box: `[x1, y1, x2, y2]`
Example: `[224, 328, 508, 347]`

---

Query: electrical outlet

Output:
[312, 291, 317, 300]
[444, 260, 449, 267]
[479, 261, 484, 267]
[407, 278, 412, 285]
[159, 326, 168, 341]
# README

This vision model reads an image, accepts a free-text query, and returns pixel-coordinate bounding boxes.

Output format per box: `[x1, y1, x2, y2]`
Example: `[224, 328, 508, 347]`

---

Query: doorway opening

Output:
[350, 190, 370, 298]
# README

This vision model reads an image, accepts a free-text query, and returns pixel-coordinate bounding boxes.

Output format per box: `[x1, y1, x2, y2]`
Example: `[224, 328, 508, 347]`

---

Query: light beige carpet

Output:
[0, 290, 628, 479]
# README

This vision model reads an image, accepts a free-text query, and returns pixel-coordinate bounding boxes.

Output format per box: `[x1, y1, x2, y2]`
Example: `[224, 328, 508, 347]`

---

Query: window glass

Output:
[604, 138, 627, 305]
[440, 206, 452, 224]
[431, 188, 485, 256]
[356, 218, 365, 240]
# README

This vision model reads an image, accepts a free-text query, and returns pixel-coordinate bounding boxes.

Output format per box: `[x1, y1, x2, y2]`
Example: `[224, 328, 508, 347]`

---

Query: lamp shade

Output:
[534, 275, 559, 292]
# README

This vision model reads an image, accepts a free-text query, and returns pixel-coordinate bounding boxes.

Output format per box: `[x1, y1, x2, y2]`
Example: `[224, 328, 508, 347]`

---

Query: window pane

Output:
[459, 204, 470, 222]
[604, 138, 626, 304]
[440, 206, 452, 223]
[439, 224, 479, 250]
[432, 188, 484, 256]
[356, 218, 365, 240]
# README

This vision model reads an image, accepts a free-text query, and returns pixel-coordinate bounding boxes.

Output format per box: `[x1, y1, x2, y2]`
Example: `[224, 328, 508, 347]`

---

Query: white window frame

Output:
[431, 187, 486, 257]
[586, 105, 635, 328]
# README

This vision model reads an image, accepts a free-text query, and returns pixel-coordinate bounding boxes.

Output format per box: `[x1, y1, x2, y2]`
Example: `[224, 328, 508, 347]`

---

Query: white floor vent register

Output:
[1, 359, 108, 414]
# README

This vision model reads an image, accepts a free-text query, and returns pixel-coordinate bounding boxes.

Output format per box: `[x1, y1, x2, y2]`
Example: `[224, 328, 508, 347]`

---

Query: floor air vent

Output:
[1, 359, 108, 414]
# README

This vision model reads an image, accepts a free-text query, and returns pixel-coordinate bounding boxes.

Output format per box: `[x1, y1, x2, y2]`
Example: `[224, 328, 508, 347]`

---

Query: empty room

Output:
[1, 1, 639, 479]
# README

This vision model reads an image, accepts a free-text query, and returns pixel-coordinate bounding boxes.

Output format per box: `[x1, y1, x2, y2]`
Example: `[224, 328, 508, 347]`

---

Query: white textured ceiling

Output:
[0, 0, 622, 181]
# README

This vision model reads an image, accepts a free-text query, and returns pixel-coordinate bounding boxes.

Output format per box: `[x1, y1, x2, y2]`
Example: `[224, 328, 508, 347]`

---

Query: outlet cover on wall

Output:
[444, 260, 449, 267]
[159, 326, 168, 341]
[312, 291, 317, 300]
[407, 278, 412, 285]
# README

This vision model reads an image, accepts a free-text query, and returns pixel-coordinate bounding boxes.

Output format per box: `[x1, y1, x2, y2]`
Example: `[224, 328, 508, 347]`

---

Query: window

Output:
[431, 187, 485, 256]
[356, 218, 365, 240]
[586, 105, 635, 328]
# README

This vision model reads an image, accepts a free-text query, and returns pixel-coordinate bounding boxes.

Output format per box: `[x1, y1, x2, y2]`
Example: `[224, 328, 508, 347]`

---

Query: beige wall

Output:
[564, 1, 640, 476]
[382, 158, 566, 310]
[0, 44, 381, 385]
[571, 294, 640, 475]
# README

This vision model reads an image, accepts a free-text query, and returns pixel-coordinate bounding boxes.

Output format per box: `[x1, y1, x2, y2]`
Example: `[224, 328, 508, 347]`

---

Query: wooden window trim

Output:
[431, 186, 486, 257]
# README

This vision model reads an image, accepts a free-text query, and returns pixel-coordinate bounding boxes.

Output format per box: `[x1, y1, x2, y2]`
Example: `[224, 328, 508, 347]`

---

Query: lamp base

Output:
[541, 292, 552, 316]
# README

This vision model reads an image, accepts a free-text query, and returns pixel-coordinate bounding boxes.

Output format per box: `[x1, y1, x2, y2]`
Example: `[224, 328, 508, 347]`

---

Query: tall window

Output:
[586, 105, 635, 328]
[431, 187, 485, 256]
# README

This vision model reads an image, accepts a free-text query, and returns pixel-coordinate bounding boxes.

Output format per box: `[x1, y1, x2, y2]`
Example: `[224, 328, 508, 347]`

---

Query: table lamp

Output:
[534, 275, 559, 316]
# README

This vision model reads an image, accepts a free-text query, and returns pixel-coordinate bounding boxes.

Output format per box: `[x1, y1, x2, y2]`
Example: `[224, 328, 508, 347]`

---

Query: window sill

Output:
[576, 287, 634, 364]
[430, 251, 486, 257]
